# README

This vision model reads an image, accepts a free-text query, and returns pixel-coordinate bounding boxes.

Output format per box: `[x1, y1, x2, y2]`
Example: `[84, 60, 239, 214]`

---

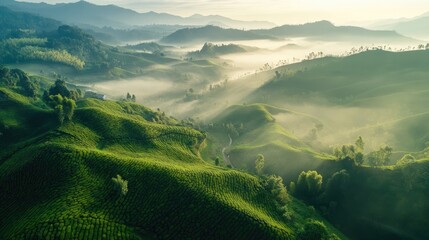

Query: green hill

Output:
[0, 6, 61, 39]
[0, 73, 343, 239]
[206, 104, 332, 181]
[243, 49, 429, 152]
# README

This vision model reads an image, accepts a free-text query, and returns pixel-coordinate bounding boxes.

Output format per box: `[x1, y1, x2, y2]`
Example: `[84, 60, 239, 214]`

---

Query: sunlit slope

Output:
[212, 104, 332, 181]
[243, 50, 429, 151]
[0, 92, 344, 239]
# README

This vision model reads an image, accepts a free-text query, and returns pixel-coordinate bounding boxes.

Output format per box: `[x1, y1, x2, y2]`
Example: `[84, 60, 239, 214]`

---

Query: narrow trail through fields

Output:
[222, 135, 234, 168]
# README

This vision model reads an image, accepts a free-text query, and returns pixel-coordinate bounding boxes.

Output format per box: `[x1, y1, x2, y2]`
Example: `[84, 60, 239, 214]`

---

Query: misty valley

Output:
[0, 0, 429, 239]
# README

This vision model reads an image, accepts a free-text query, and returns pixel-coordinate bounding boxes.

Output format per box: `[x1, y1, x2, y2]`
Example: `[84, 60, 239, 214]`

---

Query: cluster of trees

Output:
[289, 169, 351, 218]
[366, 146, 393, 166]
[47, 94, 76, 125]
[125, 92, 136, 102]
[208, 79, 228, 92]
[44, 79, 80, 124]
[0, 66, 40, 98]
[333, 136, 393, 167]
[0, 25, 127, 72]
[184, 88, 202, 102]
[0, 36, 85, 70]
[20, 46, 85, 70]
[46, 79, 81, 101]
[254, 154, 293, 220]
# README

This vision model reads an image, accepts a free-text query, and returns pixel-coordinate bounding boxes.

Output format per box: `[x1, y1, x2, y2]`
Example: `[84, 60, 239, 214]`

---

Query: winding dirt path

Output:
[222, 135, 234, 168]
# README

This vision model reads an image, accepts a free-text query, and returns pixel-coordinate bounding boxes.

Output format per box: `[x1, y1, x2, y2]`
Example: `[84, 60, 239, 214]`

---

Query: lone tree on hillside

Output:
[255, 154, 265, 175]
[215, 157, 220, 166]
[112, 174, 128, 197]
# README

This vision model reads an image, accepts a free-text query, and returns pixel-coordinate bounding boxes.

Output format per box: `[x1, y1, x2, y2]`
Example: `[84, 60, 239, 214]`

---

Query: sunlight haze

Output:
[22, 0, 429, 25]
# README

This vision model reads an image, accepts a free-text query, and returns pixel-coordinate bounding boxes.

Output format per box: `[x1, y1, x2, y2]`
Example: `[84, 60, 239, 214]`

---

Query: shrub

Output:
[112, 174, 128, 196]
[298, 220, 330, 240]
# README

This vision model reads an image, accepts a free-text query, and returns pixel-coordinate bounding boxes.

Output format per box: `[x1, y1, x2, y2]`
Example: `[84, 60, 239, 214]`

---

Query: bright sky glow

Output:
[21, 0, 429, 25]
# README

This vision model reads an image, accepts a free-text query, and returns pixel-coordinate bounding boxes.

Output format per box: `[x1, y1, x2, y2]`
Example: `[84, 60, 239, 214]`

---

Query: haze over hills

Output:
[1, 1, 429, 240]
[0, 0, 276, 29]
[371, 11, 429, 40]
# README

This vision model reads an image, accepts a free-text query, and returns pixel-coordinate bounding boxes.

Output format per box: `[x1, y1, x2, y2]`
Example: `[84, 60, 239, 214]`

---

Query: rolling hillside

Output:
[0, 75, 343, 239]
[0, 6, 61, 39]
[206, 104, 332, 181]
[246, 49, 429, 152]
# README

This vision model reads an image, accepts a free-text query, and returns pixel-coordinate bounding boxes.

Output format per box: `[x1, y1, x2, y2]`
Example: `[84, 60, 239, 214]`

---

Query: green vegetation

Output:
[0, 68, 342, 239]
[187, 43, 255, 59]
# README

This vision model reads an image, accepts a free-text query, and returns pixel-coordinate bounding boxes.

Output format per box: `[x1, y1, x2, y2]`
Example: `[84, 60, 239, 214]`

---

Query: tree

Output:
[19, 75, 39, 98]
[355, 152, 364, 166]
[49, 79, 71, 98]
[263, 175, 290, 205]
[367, 146, 393, 166]
[54, 104, 64, 125]
[48, 94, 76, 124]
[112, 174, 128, 196]
[325, 170, 350, 201]
[298, 220, 331, 240]
[296, 170, 323, 199]
[255, 154, 265, 175]
[333, 145, 356, 160]
[63, 98, 76, 121]
[355, 136, 364, 152]
[215, 157, 220, 166]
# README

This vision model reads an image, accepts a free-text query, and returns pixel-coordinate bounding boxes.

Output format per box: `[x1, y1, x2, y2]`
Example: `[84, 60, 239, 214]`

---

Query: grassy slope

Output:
[0, 90, 342, 239]
[209, 104, 332, 182]
[244, 50, 429, 151]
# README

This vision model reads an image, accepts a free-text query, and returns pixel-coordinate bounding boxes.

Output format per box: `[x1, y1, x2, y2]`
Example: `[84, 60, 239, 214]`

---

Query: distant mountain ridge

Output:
[160, 25, 277, 45]
[0, 6, 61, 38]
[250, 20, 416, 43]
[372, 13, 429, 40]
[0, 0, 276, 29]
[162, 21, 417, 45]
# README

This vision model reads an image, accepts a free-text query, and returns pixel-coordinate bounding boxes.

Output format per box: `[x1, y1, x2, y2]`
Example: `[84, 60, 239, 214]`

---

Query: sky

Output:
[21, 0, 429, 25]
